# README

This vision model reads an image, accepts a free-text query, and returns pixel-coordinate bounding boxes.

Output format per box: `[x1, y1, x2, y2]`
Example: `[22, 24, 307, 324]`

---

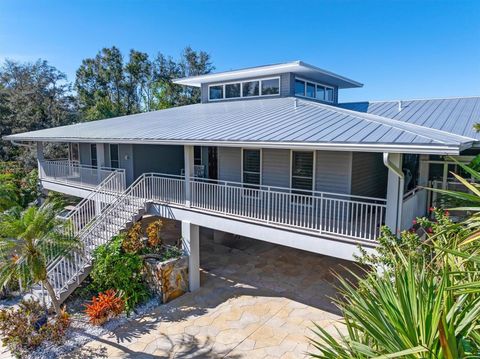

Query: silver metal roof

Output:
[173, 61, 363, 89]
[339, 97, 480, 140]
[5, 97, 473, 155]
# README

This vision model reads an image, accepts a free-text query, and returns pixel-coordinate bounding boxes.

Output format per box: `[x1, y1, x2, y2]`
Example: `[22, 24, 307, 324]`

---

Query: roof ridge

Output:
[297, 98, 475, 145]
[340, 95, 480, 104]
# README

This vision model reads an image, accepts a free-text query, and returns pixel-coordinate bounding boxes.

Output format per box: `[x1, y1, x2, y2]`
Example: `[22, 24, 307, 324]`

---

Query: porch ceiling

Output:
[4, 97, 475, 155]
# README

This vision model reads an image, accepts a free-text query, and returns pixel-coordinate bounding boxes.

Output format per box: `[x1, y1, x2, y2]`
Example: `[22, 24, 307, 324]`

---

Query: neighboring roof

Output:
[5, 97, 474, 155]
[173, 61, 363, 89]
[339, 96, 480, 140]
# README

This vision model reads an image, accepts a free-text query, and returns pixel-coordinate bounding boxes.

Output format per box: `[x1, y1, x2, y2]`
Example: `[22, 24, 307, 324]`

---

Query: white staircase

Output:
[33, 172, 154, 304]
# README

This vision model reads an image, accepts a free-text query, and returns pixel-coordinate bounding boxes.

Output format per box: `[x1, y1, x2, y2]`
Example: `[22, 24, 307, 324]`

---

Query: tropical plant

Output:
[0, 299, 70, 357]
[0, 201, 79, 313]
[84, 289, 125, 325]
[122, 222, 144, 254]
[309, 209, 480, 358]
[146, 219, 163, 248]
[90, 234, 149, 312]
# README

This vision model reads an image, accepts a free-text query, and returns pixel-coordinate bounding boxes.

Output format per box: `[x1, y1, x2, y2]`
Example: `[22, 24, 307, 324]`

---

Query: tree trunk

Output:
[42, 280, 61, 314]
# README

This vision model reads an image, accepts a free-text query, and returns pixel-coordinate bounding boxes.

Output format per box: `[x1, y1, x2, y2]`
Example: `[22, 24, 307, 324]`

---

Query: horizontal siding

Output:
[218, 147, 241, 182]
[132, 144, 184, 178]
[315, 151, 352, 194]
[262, 149, 290, 188]
[351, 152, 388, 198]
[79, 143, 91, 165]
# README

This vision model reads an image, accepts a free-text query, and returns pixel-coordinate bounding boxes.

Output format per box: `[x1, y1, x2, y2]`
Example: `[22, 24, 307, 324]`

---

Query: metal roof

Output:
[339, 96, 480, 140]
[173, 61, 363, 89]
[5, 97, 473, 155]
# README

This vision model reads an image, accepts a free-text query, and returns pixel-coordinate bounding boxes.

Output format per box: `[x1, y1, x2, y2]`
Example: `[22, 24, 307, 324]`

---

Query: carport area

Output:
[74, 220, 360, 358]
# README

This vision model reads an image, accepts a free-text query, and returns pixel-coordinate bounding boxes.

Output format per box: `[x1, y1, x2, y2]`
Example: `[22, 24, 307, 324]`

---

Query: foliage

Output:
[0, 60, 77, 166]
[310, 208, 480, 358]
[75, 46, 214, 120]
[122, 222, 144, 254]
[0, 299, 70, 358]
[90, 234, 149, 312]
[161, 245, 183, 261]
[0, 200, 79, 313]
[146, 219, 163, 248]
[0, 162, 39, 210]
[84, 289, 125, 326]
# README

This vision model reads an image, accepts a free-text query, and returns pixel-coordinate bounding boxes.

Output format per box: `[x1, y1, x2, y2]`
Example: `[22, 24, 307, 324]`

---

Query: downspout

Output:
[383, 153, 404, 234]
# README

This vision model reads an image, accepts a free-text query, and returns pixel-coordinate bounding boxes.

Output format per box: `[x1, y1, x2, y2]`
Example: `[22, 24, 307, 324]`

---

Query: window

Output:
[294, 77, 334, 103]
[194, 146, 202, 166]
[209, 85, 223, 100]
[90, 144, 97, 167]
[208, 77, 280, 101]
[69, 143, 79, 162]
[242, 81, 259, 97]
[225, 83, 240, 98]
[242, 149, 261, 186]
[109, 144, 119, 169]
[291, 151, 314, 193]
[306, 82, 316, 98]
[260, 78, 280, 95]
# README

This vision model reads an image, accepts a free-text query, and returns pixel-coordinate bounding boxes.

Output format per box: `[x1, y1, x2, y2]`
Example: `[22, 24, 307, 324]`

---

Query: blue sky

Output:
[1, 0, 479, 102]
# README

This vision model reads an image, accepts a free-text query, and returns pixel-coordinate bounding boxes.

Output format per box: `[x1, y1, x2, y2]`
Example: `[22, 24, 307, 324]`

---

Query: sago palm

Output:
[0, 201, 80, 313]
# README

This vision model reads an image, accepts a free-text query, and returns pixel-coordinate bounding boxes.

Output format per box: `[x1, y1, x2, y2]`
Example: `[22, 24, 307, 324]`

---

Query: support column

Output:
[384, 153, 403, 235]
[418, 154, 429, 187]
[96, 143, 106, 183]
[182, 220, 200, 291]
[184, 145, 194, 207]
[37, 142, 45, 178]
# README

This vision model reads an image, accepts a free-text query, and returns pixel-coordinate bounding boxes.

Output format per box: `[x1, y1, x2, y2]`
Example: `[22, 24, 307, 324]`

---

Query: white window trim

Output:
[90, 143, 98, 167]
[289, 149, 316, 192]
[208, 76, 281, 101]
[241, 148, 263, 186]
[294, 77, 335, 103]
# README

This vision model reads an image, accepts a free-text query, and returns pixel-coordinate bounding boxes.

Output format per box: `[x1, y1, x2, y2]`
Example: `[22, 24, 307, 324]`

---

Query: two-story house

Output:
[5, 61, 480, 302]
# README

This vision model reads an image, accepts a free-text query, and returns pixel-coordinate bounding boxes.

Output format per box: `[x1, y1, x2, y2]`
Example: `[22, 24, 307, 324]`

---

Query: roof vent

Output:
[398, 101, 402, 112]
[294, 98, 299, 109]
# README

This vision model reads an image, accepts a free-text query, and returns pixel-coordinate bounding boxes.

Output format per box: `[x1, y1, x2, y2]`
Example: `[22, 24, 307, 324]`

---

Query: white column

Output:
[418, 154, 429, 186]
[96, 143, 106, 183]
[182, 220, 200, 291]
[385, 153, 403, 234]
[37, 142, 45, 178]
[184, 145, 194, 207]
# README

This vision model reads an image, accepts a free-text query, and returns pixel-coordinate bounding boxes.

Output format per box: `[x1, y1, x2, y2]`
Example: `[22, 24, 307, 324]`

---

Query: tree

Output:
[0, 201, 80, 313]
[0, 59, 78, 167]
[75, 46, 214, 120]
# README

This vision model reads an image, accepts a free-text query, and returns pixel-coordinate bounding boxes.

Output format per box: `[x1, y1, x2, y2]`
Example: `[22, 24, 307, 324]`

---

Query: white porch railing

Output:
[39, 160, 123, 189]
[141, 173, 386, 242]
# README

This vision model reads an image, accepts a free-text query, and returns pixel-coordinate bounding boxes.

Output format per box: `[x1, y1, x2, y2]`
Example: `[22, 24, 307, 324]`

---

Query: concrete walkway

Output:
[67, 231, 357, 358]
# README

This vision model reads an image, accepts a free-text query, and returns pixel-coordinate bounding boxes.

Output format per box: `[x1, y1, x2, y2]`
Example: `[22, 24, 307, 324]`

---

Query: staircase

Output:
[31, 172, 153, 305]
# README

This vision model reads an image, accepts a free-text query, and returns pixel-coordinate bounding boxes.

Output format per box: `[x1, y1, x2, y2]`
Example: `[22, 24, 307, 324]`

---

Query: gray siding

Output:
[351, 152, 388, 198]
[119, 144, 134, 185]
[262, 149, 290, 188]
[218, 147, 241, 182]
[132, 144, 184, 179]
[79, 143, 91, 165]
[315, 151, 352, 194]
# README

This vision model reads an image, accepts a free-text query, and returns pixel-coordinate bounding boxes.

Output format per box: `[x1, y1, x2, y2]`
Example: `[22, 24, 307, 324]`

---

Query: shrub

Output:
[146, 219, 163, 248]
[90, 234, 149, 312]
[122, 222, 144, 254]
[84, 289, 125, 325]
[0, 299, 70, 358]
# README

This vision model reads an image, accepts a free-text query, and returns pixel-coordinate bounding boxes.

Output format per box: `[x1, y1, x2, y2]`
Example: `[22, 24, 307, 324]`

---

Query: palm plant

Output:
[0, 201, 80, 313]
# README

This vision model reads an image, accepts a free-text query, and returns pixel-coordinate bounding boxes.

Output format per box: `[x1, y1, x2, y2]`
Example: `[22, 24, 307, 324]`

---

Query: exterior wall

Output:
[132, 144, 184, 179]
[351, 152, 388, 198]
[262, 148, 290, 188]
[315, 151, 352, 194]
[218, 147, 241, 182]
[79, 143, 91, 165]
[119, 144, 134, 185]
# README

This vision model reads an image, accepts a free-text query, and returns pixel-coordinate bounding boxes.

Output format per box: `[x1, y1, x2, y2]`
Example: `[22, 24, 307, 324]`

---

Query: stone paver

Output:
[2, 224, 359, 358]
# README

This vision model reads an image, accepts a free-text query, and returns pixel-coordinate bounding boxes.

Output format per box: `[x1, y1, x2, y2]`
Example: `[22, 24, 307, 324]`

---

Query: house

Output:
[5, 61, 480, 302]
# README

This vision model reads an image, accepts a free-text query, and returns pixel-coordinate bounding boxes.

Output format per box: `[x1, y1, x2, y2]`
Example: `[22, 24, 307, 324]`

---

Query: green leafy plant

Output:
[310, 209, 480, 358]
[90, 234, 149, 312]
[0, 201, 80, 313]
[0, 299, 70, 358]
[84, 289, 125, 325]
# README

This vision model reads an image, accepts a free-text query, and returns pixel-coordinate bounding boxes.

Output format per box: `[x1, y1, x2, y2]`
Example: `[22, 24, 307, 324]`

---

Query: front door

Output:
[208, 147, 218, 180]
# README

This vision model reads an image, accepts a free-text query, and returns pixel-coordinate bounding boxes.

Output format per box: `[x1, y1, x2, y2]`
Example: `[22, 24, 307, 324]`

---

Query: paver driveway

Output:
[69, 230, 357, 358]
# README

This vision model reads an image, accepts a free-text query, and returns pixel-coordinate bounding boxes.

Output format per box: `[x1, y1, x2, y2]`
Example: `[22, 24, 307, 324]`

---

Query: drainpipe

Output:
[383, 152, 404, 235]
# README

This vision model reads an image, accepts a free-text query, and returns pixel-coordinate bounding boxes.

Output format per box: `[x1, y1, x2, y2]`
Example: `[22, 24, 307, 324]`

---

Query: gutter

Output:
[383, 152, 404, 234]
